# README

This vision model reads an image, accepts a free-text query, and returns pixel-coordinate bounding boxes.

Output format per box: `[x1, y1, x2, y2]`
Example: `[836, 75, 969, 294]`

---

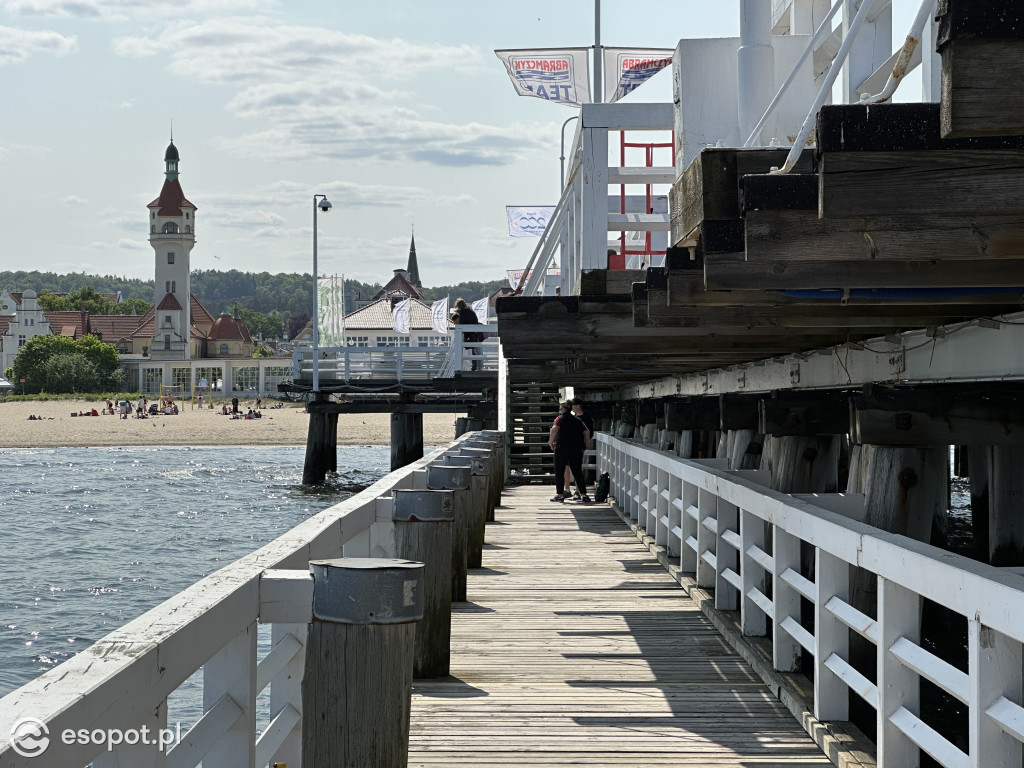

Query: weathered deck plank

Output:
[409, 486, 834, 767]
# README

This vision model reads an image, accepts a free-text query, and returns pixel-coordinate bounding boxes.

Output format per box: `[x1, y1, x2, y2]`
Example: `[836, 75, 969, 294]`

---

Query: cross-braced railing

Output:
[598, 432, 1024, 768]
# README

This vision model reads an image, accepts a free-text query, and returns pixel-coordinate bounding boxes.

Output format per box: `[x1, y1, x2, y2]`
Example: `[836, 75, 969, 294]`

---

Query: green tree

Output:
[236, 307, 283, 341]
[252, 345, 274, 358]
[38, 287, 119, 315]
[114, 298, 152, 316]
[11, 334, 122, 394]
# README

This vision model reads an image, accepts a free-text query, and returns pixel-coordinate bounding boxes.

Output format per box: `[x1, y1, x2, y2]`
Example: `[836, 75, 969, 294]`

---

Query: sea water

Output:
[0, 445, 391, 712]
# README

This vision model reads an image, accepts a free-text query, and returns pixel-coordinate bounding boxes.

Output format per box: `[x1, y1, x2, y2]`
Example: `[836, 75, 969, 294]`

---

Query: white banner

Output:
[506, 206, 555, 238]
[494, 48, 591, 106]
[317, 275, 346, 347]
[392, 298, 411, 334]
[603, 48, 674, 104]
[508, 268, 561, 290]
[472, 297, 489, 323]
[431, 297, 450, 335]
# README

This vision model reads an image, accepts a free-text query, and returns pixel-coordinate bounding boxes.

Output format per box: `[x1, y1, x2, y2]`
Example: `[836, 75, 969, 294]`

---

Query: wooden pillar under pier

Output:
[989, 446, 1024, 566]
[968, 446, 990, 563]
[302, 395, 335, 486]
[391, 411, 424, 471]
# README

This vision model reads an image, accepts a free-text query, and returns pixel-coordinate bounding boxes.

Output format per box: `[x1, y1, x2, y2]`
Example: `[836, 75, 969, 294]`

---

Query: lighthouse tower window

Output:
[167, 252, 175, 264]
[162, 222, 178, 234]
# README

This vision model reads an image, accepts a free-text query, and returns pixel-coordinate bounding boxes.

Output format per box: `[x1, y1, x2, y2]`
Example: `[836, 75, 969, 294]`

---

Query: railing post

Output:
[695, 488, 717, 589]
[878, 576, 920, 767]
[580, 125, 609, 271]
[302, 558, 425, 768]
[715, 498, 739, 611]
[815, 549, 850, 721]
[392, 489, 456, 678]
[267, 624, 306, 767]
[91, 702, 168, 768]
[203, 622, 257, 768]
[740, 508, 767, 636]
[772, 527, 801, 672]
[681, 480, 699, 573]
[968, 619, 1022, 768]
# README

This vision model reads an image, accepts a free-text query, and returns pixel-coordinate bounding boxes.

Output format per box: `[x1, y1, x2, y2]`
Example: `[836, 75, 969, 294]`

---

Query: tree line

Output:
[2, 270, 512, 341]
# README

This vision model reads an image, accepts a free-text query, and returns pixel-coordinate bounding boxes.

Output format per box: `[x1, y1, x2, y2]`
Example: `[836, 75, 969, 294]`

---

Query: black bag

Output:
[594, 472, 610, 503]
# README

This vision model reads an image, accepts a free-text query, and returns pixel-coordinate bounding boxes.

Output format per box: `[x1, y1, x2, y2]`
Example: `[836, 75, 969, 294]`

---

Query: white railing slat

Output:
[889, 636, 970, 705]
[166, 694, 244, 768]
[780, 567, 815, 603]
[987, 696, 1024, 743]
[746, 587, 774, 620]
[745, 544, 773, 572]
[685, 504, 699, 521]
[824, 595, 879, 643]
[254, 704, 301, 768]
[889, 706, 969, 768]
[720, 529, 741, 552]
[700, 516, 718, 535]
[685, 535, 699, 554]
[780, 616, 815, 654]
[255, 632, 303, 694]
[700, 550, 717, 572]
[721, 567, 742, 592]
[824, 653, 878, 709]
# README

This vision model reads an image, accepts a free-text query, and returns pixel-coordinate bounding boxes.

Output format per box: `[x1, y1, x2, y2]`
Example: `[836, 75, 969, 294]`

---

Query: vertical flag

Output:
[494, 48, 592, 107]
[392, 298, 412, 334]
[506, 206, 555, 237]
[317, 275, 346, 346]
[602, 48, 674, 103]
[472, 297, 489, 323]
[431, 297, 450, 335]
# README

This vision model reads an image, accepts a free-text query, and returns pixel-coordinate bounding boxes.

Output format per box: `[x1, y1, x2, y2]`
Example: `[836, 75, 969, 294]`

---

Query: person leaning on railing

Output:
[549, 401, 591, 504]
[450, 297, 483, 371]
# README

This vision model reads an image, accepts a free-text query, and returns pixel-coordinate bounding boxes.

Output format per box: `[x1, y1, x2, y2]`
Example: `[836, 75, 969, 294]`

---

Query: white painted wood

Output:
[889, 636, 969, 704]
[878, 578, 919, 767]
[716, 500, 740, 610]
[608, 167, 676, 185]
[780, 615, 815, 653]
[258, 571, 314, 625]
[969, 620, 1022, 768]
[696, 488, 718, 590]
[580, 102, 674, 130]
[580, 127, 609, 271]
[793, 492, 867, 522]
[816, 550, 850, 721]
[842, 0, 893, 103]
[203, 622, 256, 767]
[780, 566, 815, 603]
[268, 623, 305, 768]
[93, 700, 168, 768]
[921, 12, 942, 102]
[773, 528, 802, 672]
[825, 653, 878, 709]
[167, 694, 243, 768]
[740, 509, 768, 636]
[256, 632, 303, 694]
[254, 704, 300, 768]
[987, 697, 1024, 744]
[747, 586, 775, 619]
[606, 213, 671, 231]
[667, 475, 683, 558]
[889, 706, 968, 768]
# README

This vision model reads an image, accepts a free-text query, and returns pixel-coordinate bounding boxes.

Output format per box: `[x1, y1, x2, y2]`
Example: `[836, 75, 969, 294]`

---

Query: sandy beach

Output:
[1, 399, 461, 448]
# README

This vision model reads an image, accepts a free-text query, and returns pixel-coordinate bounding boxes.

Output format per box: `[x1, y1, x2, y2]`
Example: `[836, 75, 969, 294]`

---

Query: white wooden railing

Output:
[598, 432, 1024, 768]
[0, 432, 503, 768]
[293, 324, 498, 382]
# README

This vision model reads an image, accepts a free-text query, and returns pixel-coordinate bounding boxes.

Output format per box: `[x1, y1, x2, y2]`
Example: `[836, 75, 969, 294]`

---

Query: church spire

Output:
[406, 226, 421, 288]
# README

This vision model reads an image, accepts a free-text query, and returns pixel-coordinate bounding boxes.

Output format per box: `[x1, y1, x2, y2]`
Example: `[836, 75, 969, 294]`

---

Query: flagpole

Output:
[594, 0, 602, 103]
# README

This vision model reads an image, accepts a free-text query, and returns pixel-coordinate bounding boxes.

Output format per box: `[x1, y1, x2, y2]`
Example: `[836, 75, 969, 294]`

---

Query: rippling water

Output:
[0, 445, 391, 699]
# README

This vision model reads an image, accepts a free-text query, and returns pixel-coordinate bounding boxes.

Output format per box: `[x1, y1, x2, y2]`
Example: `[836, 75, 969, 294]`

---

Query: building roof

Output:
[156, 293, 183, 310]
[190, 295, 216, 326]
[148, 178, 196, 217]
[87, 315, 147, 341]
[0, 317, 11, 335]
[344, 297, 441, 331]
[208, 313, 253, 344]
[42, 311, 87, 338]
[407, 233, 421, 287]
[370, 271, 423, 302]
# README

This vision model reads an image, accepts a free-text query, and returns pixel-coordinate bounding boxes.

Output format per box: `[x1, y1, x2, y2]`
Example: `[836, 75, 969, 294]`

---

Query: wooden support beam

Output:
[719, 393, 762, 431]
[938, 2, 1024, 138]
[744, 210, 1024, 264]
[759, 391, 852, 437]
[578, 269, 647, 296]
[664, 397, 720, 431]
[851, 384, 1024, 446]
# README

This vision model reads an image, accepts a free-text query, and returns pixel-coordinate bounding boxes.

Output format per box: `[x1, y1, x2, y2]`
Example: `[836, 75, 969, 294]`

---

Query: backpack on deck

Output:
[594, 472, 610, 503]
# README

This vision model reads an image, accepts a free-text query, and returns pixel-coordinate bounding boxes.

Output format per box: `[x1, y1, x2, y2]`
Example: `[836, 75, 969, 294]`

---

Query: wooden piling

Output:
[426, 465, 472, 602]
[988, 446, 1024, 566]
[302, 558, 424, 767]
[392, 490, 455, 678]
[440, 458, 487, 572]
[390, 411, 424, 471]
[302, 395, 335, 486]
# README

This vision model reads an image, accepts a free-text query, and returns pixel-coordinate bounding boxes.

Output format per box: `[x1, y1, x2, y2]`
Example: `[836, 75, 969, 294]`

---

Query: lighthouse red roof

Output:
[148, 178, 196, 217]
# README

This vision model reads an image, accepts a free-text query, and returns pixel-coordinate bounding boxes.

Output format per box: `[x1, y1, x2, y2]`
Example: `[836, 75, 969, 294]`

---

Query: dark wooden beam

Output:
[719, 393, 762, 431]
[938, 1, 1024, 139]
[744, 210, 1024, 264]
[851, 384, 1024, 446]
[759, 391, 852, 437]
[579, 269, 646, 295]
[664, 397, 721, 431]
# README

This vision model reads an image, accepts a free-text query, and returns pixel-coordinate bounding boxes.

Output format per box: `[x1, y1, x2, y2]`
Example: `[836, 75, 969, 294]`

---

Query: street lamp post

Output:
[312, 194, 332, 394]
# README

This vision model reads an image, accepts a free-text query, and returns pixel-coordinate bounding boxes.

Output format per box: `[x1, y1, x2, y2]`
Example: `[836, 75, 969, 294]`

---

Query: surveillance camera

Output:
[318, 198, 333, 212]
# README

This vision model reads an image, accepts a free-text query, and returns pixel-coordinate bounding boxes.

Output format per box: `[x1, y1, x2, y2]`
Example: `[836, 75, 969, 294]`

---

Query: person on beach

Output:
[256, 394, 262, 410]
[232, 396, 239, 414]
[548, 401, 591, 503]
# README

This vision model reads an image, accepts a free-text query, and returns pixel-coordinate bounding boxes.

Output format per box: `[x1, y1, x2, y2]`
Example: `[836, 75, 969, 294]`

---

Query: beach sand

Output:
[1, 398, 461, 448]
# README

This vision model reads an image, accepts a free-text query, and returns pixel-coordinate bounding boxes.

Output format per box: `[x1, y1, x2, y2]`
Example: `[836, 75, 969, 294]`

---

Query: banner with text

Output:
[472, 297, 489, 323]
[317, 275, 346, 347]
[507, 268, 561, 290]
[603, 48, 674, 104]
[506, 205, 555, 238]
[494, 48, 591, 107]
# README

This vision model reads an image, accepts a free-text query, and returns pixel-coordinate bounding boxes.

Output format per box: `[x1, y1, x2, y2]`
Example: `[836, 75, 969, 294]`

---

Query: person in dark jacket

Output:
[549, 401, 591, 503]
[562, 398, 596, 499]
[451, 297, 483, 370]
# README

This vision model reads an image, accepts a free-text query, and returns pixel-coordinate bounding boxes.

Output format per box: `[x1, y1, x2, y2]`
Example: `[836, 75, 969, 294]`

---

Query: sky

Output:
[1, 1, 923, 288]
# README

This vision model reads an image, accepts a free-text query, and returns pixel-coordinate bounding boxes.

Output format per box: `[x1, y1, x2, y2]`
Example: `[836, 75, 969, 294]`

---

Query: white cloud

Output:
[62, 194, 87, 205]
[112, 18, 545, 167]
[1, 0, 274, 19]
[0, 25, 76, 65]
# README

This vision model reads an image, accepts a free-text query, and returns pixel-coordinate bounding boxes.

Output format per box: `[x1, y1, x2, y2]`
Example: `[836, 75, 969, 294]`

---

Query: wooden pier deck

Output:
[409, 485, 834, 767]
